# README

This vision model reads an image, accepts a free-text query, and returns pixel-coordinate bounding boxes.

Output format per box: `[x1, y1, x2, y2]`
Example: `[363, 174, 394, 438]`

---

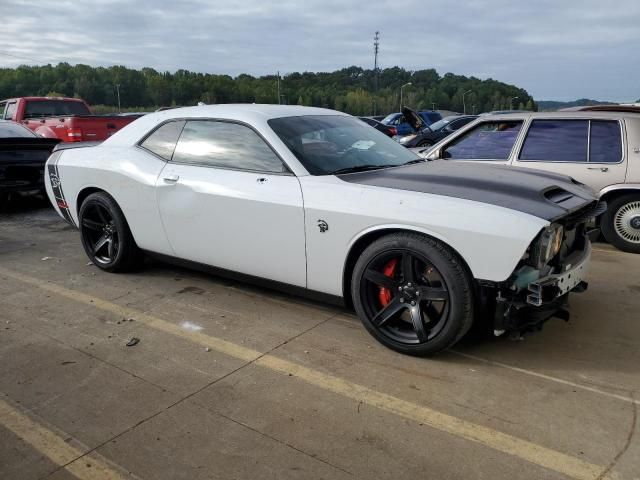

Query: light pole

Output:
[115, 84, 121, 113]
[510, 96, 519, 110]
[462, 89, 472, 114]
[399, 82, 412, 110]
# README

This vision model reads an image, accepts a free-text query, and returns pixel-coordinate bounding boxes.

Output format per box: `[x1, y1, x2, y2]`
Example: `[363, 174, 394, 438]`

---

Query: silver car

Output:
[419, 111, 640, 253]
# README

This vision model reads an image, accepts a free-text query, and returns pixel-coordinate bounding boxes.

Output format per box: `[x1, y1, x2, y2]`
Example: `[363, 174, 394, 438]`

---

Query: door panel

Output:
[156, 164, 307, 287]
[513, 119, 626, 192]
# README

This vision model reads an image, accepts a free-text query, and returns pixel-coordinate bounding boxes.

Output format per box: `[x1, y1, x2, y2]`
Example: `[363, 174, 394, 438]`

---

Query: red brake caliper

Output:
[378, 258, 398, 307]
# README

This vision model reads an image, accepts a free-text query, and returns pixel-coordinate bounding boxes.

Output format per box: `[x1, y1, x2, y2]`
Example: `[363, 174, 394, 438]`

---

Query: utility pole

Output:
[115, 84, 121, 113]
[400, 82, 412, 111]
[277, 72, 281, 105]
[462, 89, 472, 114]
[373, 31, 380, 115]
[510, 96, 519, 109]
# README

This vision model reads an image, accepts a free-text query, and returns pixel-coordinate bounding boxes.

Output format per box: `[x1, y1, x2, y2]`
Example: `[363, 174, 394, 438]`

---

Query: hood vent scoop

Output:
[544, 188, 574, 204]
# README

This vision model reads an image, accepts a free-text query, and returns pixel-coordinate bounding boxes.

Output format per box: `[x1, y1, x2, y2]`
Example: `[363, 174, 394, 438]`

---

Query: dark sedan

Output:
[398, 109, 477, 148]
[0, 120, 60, 204]
[359, 117, 398, 137]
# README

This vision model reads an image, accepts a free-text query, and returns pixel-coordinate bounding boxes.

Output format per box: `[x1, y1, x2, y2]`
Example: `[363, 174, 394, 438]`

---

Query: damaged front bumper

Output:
[526, 241, 591, 307]
[486, 233, 595, 336]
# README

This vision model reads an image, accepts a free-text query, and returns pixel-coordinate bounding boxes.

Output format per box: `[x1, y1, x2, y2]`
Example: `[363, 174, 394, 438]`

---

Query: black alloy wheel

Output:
[79, 192, 141, 272]
[81, 203, 120, 264]
[352, 233, 474, 356]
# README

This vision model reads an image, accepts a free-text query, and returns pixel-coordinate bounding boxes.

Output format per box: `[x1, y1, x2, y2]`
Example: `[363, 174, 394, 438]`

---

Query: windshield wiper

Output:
[329, 164, 397, 175]
[403, 158, 426, 165]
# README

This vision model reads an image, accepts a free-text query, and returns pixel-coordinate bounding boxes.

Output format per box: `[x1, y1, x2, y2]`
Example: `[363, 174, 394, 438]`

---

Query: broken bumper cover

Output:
[526, 241, 591, 307]
[491, 241, 593, 334]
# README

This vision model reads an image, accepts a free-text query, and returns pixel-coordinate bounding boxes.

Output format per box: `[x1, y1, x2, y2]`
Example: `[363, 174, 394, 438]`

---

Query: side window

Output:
[589, 121, 622, 163]
[172, 120, 286, 173]
[443, 121, 523, 160]
[140, 121, 185, 161]
[4, 102, 17, 120]
[519, 120, 588, 162]
[452, 117, 474, 130]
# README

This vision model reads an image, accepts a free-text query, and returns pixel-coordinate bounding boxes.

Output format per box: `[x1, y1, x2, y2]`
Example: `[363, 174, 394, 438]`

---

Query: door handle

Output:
[163, 174, 180, 183]
[587, 167, 608, 172]
[256, 177, 268, 184]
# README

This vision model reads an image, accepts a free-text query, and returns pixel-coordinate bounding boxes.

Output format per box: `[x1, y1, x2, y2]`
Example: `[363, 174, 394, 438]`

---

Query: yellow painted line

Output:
[0, 267, 618, 480]
[0, 396, 128, 480]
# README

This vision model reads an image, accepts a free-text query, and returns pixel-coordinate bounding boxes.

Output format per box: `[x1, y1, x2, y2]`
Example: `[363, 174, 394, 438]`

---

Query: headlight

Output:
[399, 134, 417, 144]
[533, 224, 564, 267]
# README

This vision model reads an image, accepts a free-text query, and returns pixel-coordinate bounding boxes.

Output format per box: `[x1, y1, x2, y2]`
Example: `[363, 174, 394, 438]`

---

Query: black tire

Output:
[78, 192, 141, 272]
[417, 140, 433, 148]
[351, 232, 474, 356]
[601, 193, 640, 253]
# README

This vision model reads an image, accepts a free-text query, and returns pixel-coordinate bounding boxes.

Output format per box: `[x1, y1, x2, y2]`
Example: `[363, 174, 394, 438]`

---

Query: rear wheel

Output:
[601, 194, 640, 253]
[351, 233, 474, 356]
[79, 192, 141, 271]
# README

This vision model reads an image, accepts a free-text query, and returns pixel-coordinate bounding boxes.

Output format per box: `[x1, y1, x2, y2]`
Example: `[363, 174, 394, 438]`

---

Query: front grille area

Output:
[563, 200, 607, 228]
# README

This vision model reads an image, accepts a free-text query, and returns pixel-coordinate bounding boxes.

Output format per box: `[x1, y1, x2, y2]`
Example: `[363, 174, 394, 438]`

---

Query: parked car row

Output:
[380, 110, 443, 136]
[398, 108, 477, 148]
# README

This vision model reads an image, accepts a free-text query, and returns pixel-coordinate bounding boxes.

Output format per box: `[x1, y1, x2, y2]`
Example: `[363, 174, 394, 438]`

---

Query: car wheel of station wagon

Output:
[601, 194, 640, 254]
[352, 233, 474, 356]
[79, 192, 141, 272]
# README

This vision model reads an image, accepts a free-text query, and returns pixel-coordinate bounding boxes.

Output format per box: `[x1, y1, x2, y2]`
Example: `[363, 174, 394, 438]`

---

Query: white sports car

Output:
[45, 105, 603, 355]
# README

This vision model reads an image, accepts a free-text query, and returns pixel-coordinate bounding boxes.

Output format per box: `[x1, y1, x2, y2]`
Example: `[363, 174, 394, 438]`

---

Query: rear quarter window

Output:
[140, 121, 185, 160]
[589, 120, 622, 163]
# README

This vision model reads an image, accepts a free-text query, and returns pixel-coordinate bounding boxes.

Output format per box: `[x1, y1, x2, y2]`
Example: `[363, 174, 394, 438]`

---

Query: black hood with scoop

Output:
[338, 160, 599, 222]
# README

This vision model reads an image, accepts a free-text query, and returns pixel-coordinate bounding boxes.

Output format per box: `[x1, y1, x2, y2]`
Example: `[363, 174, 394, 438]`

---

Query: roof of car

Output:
[102, 104, 350, 146]
[152, 104, 344, 121]
[477, 110, 640, 120]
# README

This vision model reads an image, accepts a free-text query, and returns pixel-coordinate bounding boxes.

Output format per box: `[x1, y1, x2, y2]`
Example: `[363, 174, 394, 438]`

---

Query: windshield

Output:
[24, 100, 91, 118]
[426, 118, 450, 131]
[381, 113, 398, 124]
[0, 121, 37, 138]
[268, 115, 420, 175]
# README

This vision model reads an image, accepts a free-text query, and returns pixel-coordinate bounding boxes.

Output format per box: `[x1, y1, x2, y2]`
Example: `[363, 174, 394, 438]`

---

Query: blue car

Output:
[381, 111, 443, 136]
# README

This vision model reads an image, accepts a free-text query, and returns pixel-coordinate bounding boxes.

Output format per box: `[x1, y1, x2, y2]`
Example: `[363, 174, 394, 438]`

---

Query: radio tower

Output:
[373, 31, 380, 115]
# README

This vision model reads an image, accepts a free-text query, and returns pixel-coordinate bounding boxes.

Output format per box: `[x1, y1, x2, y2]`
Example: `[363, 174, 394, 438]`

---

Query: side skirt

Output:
[143, 251, 346, 308]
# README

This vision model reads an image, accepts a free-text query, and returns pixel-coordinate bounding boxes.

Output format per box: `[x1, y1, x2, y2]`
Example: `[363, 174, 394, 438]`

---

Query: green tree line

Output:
[0, 63, 536, 115]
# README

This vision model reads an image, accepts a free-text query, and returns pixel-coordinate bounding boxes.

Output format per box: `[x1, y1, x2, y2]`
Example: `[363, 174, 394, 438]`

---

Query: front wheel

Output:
[601, 194, 640, 253]
[351, 233, 474, 356]
[79, 192, 141, 272]
[417, 140, 433, 148]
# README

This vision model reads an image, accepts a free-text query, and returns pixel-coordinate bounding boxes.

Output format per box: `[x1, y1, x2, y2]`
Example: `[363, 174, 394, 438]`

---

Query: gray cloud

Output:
[0, 0, 638, 101]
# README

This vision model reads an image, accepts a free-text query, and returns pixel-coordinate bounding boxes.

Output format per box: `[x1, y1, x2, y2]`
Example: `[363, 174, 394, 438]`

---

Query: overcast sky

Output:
[1, 0, 638, 102]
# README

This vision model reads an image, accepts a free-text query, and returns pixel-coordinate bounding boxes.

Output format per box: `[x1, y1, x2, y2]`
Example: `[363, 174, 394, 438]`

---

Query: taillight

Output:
[66, 127, 83, 141]
[389, 127, 398, 137]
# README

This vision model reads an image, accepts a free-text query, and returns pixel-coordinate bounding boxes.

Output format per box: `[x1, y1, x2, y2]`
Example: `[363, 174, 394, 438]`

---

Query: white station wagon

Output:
[419, 111, 640, 252]
[46, 105, 602, 356]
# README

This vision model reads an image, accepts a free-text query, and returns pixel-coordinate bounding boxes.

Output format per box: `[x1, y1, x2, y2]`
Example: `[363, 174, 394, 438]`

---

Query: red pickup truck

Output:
[0, 97, 139, 142]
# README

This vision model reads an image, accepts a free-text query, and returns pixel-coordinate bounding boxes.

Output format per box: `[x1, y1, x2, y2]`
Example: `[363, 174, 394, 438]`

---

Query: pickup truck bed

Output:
[1, 97, 138, 142]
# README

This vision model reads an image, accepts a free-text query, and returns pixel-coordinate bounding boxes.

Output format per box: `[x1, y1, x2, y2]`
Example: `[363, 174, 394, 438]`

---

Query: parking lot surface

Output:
[1, 199, 638, 480]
